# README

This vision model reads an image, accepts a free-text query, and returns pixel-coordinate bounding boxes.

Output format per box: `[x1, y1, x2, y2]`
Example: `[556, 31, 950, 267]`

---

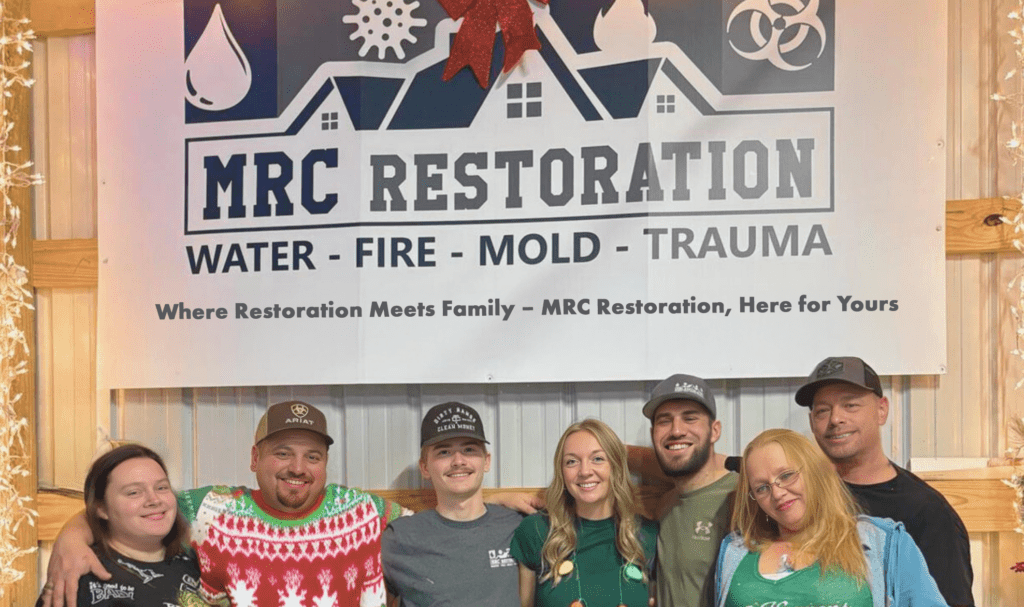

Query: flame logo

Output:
[184, 4, 252, 111]
[593, 0, 657, 61]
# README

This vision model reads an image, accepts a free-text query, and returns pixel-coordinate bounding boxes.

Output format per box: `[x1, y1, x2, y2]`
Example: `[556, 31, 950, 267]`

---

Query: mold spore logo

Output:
[343, 0, 428, 60]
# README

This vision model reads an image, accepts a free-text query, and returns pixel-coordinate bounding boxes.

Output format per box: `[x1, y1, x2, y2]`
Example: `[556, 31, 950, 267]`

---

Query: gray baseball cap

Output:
[642, 374, 716, 419]
[795, 356, 883, 407]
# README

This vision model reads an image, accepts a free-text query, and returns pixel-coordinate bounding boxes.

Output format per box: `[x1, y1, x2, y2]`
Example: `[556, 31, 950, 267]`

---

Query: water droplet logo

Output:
[185, 4, 252, 111]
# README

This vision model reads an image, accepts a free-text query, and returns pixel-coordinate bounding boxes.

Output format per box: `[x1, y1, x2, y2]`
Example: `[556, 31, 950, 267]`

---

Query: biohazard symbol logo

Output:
[290, 403, 309, 418]
[726, 0, 827, 71]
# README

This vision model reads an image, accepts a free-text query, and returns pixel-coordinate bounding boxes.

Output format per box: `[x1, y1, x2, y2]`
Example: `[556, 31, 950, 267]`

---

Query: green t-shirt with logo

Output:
[724, 551, 872, 607]
[511, 514, 658, 607]
[657, 471, 738, 607]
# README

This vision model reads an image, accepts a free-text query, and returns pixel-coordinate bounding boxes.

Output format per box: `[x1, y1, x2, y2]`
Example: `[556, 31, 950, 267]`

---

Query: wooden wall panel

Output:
[46, 289, 96, 489]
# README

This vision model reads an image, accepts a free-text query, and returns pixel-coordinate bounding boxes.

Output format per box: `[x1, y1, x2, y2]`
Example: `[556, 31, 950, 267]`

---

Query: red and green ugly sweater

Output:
[177, 485, 404, 607]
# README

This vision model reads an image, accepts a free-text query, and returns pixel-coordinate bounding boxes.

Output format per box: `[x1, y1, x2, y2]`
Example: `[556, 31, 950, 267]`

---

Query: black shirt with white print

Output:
[37, 546, 201, 607]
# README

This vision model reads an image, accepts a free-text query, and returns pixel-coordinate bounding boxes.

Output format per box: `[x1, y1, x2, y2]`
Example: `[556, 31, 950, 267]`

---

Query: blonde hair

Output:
[731, 429, 867, 581]
[540, 419, 647, 585]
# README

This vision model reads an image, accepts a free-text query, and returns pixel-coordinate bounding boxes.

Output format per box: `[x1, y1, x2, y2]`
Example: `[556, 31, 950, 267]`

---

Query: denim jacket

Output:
[714, 515, 948, 607]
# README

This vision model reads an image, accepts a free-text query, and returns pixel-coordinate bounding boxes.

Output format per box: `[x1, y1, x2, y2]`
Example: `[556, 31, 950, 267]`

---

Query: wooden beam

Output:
[917, 467, 1018, 533]
[36, 472, 1018, 545]
[30, 238, 97, 288]
[23, 197, 1021, 290]
[946, 197, 1019, 254]
[922, 478, 1016, 532]
[36, 489, 82, 543]
[30, 0, 95, 37]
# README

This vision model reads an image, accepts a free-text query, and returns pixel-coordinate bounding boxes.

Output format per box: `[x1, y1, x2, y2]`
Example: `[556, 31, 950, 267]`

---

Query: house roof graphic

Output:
[280, 20, 723, 134]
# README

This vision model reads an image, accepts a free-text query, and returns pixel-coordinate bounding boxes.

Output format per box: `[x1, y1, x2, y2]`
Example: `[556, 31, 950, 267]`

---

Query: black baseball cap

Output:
[795, 356, 884, 407]
[420, 402, 489, 448]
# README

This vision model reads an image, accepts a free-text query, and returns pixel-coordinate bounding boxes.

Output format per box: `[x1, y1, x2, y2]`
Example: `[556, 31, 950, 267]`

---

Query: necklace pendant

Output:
[558, 560, 575, 576]
[623, 563, 643, 581]
[779, 553, 794, 573]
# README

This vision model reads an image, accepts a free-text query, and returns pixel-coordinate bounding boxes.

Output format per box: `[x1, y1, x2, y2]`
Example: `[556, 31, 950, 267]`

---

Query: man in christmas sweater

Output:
[43, 401, 407, 607]
[179, 400, 407, 606]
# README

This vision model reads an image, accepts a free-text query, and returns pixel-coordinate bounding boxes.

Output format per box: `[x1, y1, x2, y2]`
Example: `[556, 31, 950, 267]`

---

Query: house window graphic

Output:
[507, 82, 542, 118]
[321, 112, 339, 130]
[656, 94, 675, 114]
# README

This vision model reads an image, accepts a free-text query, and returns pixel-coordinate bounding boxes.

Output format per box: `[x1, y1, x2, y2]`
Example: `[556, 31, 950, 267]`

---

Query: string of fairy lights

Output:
[0, 2, 40, 595]
[994, 2, 1024, 569]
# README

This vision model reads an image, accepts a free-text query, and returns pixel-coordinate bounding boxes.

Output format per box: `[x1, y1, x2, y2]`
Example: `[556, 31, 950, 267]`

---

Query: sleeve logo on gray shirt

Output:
[488, 548, 516, 568]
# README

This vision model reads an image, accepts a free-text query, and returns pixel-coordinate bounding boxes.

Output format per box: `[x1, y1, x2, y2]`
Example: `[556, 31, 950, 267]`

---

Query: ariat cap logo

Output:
[673, 381, 705, 398]
[290, 403, 309, 418]
[816, 358, 844, 378]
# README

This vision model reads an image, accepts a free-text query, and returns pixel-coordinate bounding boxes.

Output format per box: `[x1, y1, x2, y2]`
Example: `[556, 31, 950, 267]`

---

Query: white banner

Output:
[97, 0, 947, 388]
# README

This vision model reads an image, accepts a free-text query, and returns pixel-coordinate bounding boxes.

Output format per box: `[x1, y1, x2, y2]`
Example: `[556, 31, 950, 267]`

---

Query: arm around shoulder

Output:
[486, 491, 544, 515]
[43, 510, 108, 607]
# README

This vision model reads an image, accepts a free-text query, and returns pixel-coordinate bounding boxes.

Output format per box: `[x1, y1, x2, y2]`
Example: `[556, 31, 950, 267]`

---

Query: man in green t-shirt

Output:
[641, 374, 737, 607]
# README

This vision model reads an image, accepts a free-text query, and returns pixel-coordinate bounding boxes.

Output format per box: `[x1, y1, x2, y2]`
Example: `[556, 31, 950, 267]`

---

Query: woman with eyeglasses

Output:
[714, 429, 945, 607]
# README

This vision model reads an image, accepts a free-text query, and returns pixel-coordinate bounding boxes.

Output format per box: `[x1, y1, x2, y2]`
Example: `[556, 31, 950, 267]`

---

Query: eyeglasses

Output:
[748, 468, 802, 500]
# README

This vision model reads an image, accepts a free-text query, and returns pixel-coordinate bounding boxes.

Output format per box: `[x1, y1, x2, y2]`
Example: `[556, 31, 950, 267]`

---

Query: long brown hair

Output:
[84, 444, 189, 560]
[731, 429, 866, 580]
[540, 419, 647, 585]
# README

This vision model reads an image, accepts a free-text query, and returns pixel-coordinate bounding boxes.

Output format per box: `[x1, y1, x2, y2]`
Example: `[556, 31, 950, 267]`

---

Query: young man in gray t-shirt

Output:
[382, 402, 523, 607]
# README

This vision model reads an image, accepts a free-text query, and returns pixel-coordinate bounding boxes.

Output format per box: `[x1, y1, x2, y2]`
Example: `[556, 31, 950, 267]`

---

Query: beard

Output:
[654, 437, 712, 478]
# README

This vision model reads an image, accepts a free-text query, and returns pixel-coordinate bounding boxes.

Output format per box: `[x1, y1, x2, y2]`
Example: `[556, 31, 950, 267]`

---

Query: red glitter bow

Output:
[437, 0, 548, 88]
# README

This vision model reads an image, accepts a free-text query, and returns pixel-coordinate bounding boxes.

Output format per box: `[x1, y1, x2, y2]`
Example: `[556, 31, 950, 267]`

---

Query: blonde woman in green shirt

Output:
[511, 419, 657, 607]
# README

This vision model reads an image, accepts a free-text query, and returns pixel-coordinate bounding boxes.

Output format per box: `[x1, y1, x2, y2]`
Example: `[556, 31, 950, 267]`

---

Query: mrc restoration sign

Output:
[96, 0, 946, 388]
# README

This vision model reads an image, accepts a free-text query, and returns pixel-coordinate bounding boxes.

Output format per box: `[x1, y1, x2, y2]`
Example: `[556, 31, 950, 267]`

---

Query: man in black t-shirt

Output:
[796, 356, 974, 607]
